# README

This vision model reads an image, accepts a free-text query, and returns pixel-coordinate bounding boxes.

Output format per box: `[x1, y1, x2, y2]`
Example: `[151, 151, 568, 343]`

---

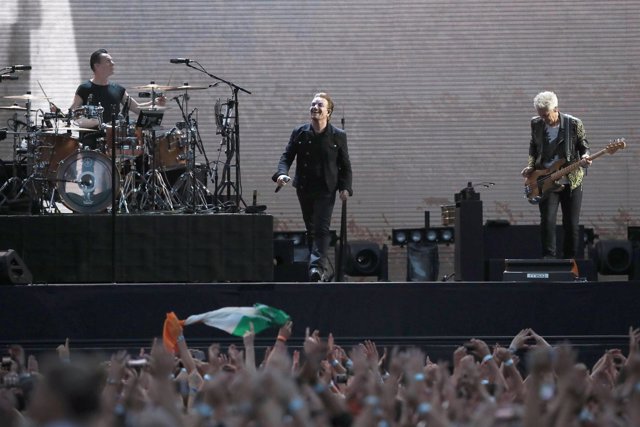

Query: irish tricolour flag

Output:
[163, 303, 290, 353]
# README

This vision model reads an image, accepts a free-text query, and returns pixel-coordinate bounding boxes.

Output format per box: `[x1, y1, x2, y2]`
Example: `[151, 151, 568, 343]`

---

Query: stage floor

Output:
[2, 280, 637, 366]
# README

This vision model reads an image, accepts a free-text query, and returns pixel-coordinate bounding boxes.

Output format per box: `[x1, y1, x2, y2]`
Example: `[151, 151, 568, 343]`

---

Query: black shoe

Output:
[309, 268, 322, 282]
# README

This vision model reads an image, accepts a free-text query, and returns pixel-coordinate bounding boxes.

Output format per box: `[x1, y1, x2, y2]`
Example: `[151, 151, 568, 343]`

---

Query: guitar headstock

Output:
[605, 138, 626, 154]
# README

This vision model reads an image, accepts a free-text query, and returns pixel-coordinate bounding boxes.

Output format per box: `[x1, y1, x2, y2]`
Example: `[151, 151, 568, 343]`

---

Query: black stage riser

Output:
[0, 214, 273, 283]
[1, 281, 638, 367]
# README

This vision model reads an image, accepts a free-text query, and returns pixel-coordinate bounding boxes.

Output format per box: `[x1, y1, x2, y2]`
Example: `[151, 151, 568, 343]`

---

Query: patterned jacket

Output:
[527, 112, 590, 189]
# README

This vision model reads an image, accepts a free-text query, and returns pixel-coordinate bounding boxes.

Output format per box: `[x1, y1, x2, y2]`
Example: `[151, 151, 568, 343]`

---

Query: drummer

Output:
[68, 49, 166, 148]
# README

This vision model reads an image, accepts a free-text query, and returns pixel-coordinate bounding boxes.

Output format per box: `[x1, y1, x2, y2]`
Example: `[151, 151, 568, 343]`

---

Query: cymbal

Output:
[42, 126, 97, 133]
[0, 104, 27, 110]
[4, 94, 48, 101]
[132, 83, 174, 90]
[164, 84, 210, 91]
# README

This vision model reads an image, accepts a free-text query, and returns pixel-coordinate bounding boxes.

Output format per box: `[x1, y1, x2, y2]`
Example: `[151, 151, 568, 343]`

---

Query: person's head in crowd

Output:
[27, 359, 103, 425]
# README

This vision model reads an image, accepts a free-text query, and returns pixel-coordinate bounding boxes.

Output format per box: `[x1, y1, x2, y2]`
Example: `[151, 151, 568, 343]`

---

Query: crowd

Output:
[1, 323, 640, 427]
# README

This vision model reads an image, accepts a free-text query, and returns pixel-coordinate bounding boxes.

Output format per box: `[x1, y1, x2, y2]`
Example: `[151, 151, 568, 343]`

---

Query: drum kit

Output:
[0, 83, 219, 214]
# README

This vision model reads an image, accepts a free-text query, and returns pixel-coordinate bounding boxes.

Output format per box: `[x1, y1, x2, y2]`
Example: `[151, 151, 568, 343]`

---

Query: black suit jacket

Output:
[273, 123, 353, 196]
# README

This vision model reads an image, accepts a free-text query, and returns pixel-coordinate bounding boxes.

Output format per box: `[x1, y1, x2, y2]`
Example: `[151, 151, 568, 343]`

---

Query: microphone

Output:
[12, 65, 32, 71]
[1, 74, 19, 81]
[170, 58, 191, 64]
[274, 176, 291, 193]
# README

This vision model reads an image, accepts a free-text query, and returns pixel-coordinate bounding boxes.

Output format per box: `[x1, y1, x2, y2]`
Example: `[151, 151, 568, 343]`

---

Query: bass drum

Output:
[56, 150, 120, 213]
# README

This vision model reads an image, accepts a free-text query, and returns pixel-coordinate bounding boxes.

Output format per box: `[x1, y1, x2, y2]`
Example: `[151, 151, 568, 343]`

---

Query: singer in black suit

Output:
[273, 92, 353, 282]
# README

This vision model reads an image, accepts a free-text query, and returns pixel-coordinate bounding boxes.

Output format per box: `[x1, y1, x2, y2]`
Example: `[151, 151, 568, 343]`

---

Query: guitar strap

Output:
[563, 113, 572, 161]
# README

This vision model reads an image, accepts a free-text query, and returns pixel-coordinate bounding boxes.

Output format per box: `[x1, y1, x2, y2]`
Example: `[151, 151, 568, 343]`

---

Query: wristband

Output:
[114, 403, 126, 416]
[194, 403, 214, 418]
[288, 397, 304, 413]
[504, 358, 514, 367]
[413, 372, 425, 382]
[277, 335, 287, 343]
[482, 354, 493, 364]
[313, 382, 327, 394]
[417, 402, 432, 415]
[364, 395, 379, 407]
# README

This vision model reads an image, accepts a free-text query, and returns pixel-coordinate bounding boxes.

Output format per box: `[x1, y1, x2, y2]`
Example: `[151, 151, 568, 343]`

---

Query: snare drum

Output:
[35, 133, 80, 179]
[103, 123, 144, 160]
[56, 150, 120, 213]
[154, 129, 187, 171]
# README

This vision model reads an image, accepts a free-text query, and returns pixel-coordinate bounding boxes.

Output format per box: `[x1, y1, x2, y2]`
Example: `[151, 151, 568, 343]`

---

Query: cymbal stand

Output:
[139, 128, 176, 211]
[175, 60, 251, 212]
[0, 121, 23, 208]
[170, 91, 212, 212]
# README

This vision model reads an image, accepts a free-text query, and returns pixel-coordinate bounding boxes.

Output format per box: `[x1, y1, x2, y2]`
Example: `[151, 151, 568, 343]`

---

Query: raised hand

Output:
[56, 337, 71, 362]
[278, 320, 293, 341]
[529, 328, 551, 349]
[509, 328, 532, 352]
[628, 326, 640, 362]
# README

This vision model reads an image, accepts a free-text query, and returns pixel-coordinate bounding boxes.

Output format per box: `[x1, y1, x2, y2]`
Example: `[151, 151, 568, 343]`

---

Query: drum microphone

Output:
[11, 65, 32, 71]
[1, 74, 19, 81]
[170, 58, 191, 64]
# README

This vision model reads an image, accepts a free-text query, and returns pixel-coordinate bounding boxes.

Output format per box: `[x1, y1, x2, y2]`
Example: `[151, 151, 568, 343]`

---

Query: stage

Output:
[0, 213, 273, 283]
[1, 280, 638, 366]
[0, 213, 638, 367]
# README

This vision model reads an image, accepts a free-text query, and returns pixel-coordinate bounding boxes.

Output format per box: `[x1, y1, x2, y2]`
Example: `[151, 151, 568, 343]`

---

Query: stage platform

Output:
[1, 280, 638, 366]
[0, 213, 273, 283]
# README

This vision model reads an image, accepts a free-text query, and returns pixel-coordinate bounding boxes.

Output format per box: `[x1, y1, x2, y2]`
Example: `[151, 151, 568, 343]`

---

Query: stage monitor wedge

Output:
[0, 249, 33, 285]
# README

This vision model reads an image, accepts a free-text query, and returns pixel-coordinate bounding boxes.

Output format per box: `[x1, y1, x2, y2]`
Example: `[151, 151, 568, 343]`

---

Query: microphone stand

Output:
[111, 108, 117, 284]
[180, 60, 251, 212]
[335, 112, 348, 282]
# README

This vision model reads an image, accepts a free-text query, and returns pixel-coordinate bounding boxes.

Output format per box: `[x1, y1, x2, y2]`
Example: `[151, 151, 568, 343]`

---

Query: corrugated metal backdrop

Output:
[1, 0, 639, 279]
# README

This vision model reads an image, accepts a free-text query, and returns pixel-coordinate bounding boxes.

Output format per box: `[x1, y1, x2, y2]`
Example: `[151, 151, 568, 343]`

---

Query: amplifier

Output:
[503, 259, 578, 282]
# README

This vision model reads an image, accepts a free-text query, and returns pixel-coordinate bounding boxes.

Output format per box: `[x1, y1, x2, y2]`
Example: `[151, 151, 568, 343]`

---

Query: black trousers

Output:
[538, 184, 582, 258]
[296, 188, 336, 274]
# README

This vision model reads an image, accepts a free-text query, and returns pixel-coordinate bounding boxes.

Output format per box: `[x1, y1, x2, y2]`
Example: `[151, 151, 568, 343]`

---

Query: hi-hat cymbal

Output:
[0, 104, 27, 110]
[42, 126, 97, 133]
[132, 83, 174, 90]
[4, 94, 48, 101]
[164, 84, 211, 91]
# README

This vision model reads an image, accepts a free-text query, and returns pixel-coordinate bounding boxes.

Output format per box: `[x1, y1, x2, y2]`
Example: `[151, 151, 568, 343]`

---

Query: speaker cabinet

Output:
[454, 199, 484, 281]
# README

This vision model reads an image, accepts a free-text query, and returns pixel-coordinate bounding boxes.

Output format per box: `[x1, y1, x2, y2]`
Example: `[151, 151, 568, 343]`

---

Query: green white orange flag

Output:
[163, 303, 290, 353]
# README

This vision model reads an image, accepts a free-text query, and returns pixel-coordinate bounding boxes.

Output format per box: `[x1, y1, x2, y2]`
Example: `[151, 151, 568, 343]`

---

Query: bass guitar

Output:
[524, 139, 626, 205]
